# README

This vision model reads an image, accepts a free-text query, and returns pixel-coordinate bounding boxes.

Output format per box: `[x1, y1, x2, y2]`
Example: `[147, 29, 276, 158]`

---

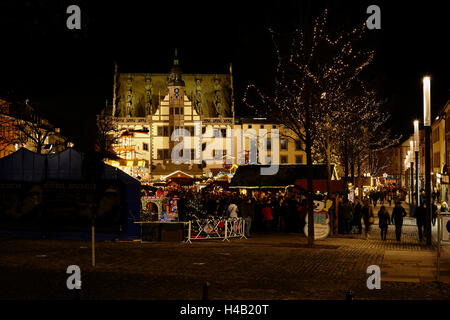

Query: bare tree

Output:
[244, 9, 376, 245]
[95, 113, 121, 160]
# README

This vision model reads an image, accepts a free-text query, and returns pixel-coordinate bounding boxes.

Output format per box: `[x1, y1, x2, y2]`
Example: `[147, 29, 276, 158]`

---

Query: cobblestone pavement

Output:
[1, 218, 449, 300]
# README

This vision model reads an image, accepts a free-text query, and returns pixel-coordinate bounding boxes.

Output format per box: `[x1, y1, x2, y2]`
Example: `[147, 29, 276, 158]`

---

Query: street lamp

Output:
[423, 76, 432, 245]
[414, 120, 420, 207]
[410, 140, 415, 207]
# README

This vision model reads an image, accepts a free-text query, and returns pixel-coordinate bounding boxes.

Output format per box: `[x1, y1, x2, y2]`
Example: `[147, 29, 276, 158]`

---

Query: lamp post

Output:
[414, 120, 420, 207]
[410, 140, 415, 207]
[423, 75, 432, 245]
[407, 151, 411, 205]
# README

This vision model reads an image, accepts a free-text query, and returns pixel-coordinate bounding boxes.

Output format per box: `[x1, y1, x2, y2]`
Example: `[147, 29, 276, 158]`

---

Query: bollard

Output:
[345, 290, 355, 301]
[202, 281, 210, 300]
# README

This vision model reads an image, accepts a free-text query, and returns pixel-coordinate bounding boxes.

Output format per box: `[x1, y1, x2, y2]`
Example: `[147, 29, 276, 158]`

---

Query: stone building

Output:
[102, 51, 306, 181]
[0, 98, 67, 158]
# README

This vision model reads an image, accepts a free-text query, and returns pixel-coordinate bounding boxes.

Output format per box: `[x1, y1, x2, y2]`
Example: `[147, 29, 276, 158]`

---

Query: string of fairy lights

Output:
[243, 9, 399, 178]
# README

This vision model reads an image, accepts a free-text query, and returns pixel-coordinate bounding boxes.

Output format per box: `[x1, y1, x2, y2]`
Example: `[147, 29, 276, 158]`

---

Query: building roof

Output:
[0, 147, 140, 185]
[229, 164, 337, 188]
[115, 73, 233, 118]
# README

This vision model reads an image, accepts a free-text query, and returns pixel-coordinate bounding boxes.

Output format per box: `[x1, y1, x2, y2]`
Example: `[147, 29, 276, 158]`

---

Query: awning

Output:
[161, 170, 194, 180]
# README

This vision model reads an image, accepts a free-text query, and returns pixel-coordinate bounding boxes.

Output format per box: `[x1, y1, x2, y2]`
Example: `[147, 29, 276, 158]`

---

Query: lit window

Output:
[280, 139, 287, 150]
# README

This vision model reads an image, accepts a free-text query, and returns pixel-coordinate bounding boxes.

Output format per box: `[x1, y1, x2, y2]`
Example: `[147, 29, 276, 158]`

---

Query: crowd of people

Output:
[142, 184, 435, 242]
[143, 188, 317, 238]
[366, 186, 407, 207]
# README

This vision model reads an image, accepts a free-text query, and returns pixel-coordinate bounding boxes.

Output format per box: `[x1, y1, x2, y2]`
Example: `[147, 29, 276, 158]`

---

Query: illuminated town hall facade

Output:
[103, 52, 306, 182]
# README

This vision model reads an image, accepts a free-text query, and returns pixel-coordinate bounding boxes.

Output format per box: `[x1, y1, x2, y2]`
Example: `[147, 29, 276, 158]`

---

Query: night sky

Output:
[0, 0, 448, 148]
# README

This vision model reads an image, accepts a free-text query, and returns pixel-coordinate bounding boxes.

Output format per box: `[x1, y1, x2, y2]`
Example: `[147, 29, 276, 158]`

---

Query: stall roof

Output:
[0, 148, 142, 237]
[161, 170, 194, 180]
[0, 148, 140, 186]
[229, 164, 337, 188]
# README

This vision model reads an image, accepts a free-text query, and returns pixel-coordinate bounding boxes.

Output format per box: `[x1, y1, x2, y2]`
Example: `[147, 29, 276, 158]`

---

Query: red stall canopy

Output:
[295, 179, 343, 193]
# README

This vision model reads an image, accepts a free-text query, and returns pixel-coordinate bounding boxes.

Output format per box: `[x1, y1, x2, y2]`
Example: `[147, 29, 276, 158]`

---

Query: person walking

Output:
[298, 199, 308, 234]
[278, 199, 289, 232]
[352, 201, 363, 234]
[432, 201, 438, 226]
[378, 206, 390, 240]
[240, 197, 254, 237]
[391, 201, 407, 241]
[262, 200, 273, 232]
[342, 199, 353, 234]
[415, 202, 426, 242]
[227, 199, 239, 218]
[362, 199, 374, 239]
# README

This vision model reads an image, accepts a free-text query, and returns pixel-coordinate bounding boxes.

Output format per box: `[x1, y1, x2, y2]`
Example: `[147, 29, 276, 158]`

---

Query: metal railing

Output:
[185, 217, 246, 242]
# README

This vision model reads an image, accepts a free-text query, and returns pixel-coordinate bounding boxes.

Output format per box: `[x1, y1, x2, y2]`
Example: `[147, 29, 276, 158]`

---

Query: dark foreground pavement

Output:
[1, 224, 450, 300]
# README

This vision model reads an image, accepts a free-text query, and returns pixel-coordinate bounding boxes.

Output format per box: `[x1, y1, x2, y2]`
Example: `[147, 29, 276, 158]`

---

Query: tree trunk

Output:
[350, 155, 355, 186]
[343, 143, 349, 194]
[357, 154, 362, 202]
[305, 108, 314, 247]
[325, 131, 333, 235]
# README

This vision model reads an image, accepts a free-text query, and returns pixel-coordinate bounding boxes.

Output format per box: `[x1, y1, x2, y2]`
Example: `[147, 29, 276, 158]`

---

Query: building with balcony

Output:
[0, 98, 67, 158]
[101, 52, 307, 182]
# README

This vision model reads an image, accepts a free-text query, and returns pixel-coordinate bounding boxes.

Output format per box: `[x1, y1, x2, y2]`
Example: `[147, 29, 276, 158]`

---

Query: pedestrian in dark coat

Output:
[352, 201, 363, 234]
[362, 200, 374, 239]
[432, 201, 438, 226]
[298, 199, 308, 234]
[415, 202, 426, 242]
[342, 200, 353, 234]
[240, 197, 255, 237]
[378, 206, 390, 240]
[391, 201, 407, 241]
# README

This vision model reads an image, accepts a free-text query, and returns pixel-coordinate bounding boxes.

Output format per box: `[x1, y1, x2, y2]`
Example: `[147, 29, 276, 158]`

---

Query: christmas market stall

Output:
[0, 148, 141, 239]
[229, 164, 341, 195]
[136, 189, 245, 242]
[137, 191, 188, 242]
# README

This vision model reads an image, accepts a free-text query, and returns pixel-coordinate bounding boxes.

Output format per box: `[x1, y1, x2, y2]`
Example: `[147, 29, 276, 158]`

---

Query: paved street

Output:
[1, 215, 450, 300]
